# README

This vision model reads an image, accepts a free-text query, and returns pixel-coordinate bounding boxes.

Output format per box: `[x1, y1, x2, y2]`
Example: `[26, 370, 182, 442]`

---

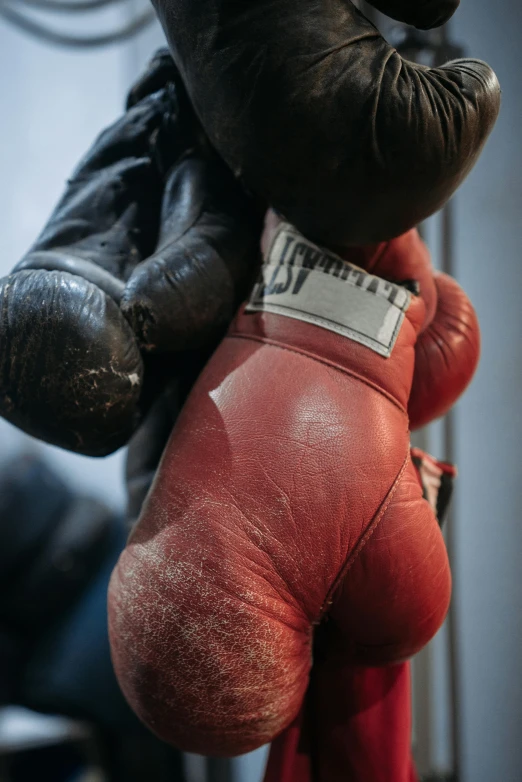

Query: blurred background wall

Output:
[450, 2, 522, 781]
[0, 1, 520, 780]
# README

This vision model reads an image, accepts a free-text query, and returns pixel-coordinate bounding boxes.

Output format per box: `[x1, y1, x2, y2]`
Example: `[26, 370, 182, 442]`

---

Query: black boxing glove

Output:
[0, 90, 168, 456]
[152, 0, 500, 246]
[0, 55, 261, 456]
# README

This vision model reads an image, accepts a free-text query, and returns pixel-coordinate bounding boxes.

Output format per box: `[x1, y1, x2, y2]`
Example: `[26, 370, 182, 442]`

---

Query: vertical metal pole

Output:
[441, 201, 461, 782]
[411, 216, 434, 774]
[207, 757, 235, 782]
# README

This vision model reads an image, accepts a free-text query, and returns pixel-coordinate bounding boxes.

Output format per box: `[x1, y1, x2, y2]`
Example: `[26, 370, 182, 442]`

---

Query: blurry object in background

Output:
[0, 455, 113, 664]
[357, 1, 464, 63]
[0, 708, 97, 782]
[0, 454, 115, 714]
[392, 25, 463, 64]
[0, 453, 186, 781]
[0, 0, 155, 49]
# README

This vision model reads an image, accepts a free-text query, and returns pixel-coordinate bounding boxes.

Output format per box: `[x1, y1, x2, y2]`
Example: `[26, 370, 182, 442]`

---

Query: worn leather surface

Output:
[121, 155, 260, 353]
[409, 272, 480, 428]
[109, 226, 453, 757]
[152, 0, 500, 246]
[0, 57, 260, 456]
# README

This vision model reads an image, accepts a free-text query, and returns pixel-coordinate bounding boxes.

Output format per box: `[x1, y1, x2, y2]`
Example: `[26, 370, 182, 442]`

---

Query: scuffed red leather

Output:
[108, 234, 451, 756]
[409, 272, 480, 429]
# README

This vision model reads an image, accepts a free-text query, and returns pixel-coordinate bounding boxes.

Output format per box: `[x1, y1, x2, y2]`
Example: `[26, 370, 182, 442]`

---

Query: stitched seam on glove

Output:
[319, 452, 410, 619]
[227, 332, 407, 415]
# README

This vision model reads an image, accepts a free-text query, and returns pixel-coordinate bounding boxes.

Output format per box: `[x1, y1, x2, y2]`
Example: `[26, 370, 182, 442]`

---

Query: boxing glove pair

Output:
[0, 51, 260, 456]
[109, 216, 479, 756]
[152, 0, 500, 245]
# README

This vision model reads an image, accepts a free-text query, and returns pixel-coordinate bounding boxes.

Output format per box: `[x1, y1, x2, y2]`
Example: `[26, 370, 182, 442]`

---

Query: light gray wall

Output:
[451, 3, 522, 781]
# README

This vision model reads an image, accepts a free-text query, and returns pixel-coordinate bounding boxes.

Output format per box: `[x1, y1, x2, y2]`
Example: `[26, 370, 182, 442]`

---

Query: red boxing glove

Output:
[324, 221, 480, 429]
[409, 273, 480, 429]
[109, 221, 452, 756]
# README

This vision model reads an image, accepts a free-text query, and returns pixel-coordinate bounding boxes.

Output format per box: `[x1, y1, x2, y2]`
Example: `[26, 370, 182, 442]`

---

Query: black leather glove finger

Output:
[122, 151, 262, 353]
[122, 55, 264, 353]
[126, 48, 179, 110]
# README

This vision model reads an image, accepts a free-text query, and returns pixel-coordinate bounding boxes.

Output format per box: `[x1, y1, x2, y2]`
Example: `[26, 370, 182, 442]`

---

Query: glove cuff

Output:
[411, 446, 457, 528]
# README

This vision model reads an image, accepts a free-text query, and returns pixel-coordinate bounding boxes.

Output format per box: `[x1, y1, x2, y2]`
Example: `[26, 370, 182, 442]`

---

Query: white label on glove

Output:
[246, 223, 411, 358]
